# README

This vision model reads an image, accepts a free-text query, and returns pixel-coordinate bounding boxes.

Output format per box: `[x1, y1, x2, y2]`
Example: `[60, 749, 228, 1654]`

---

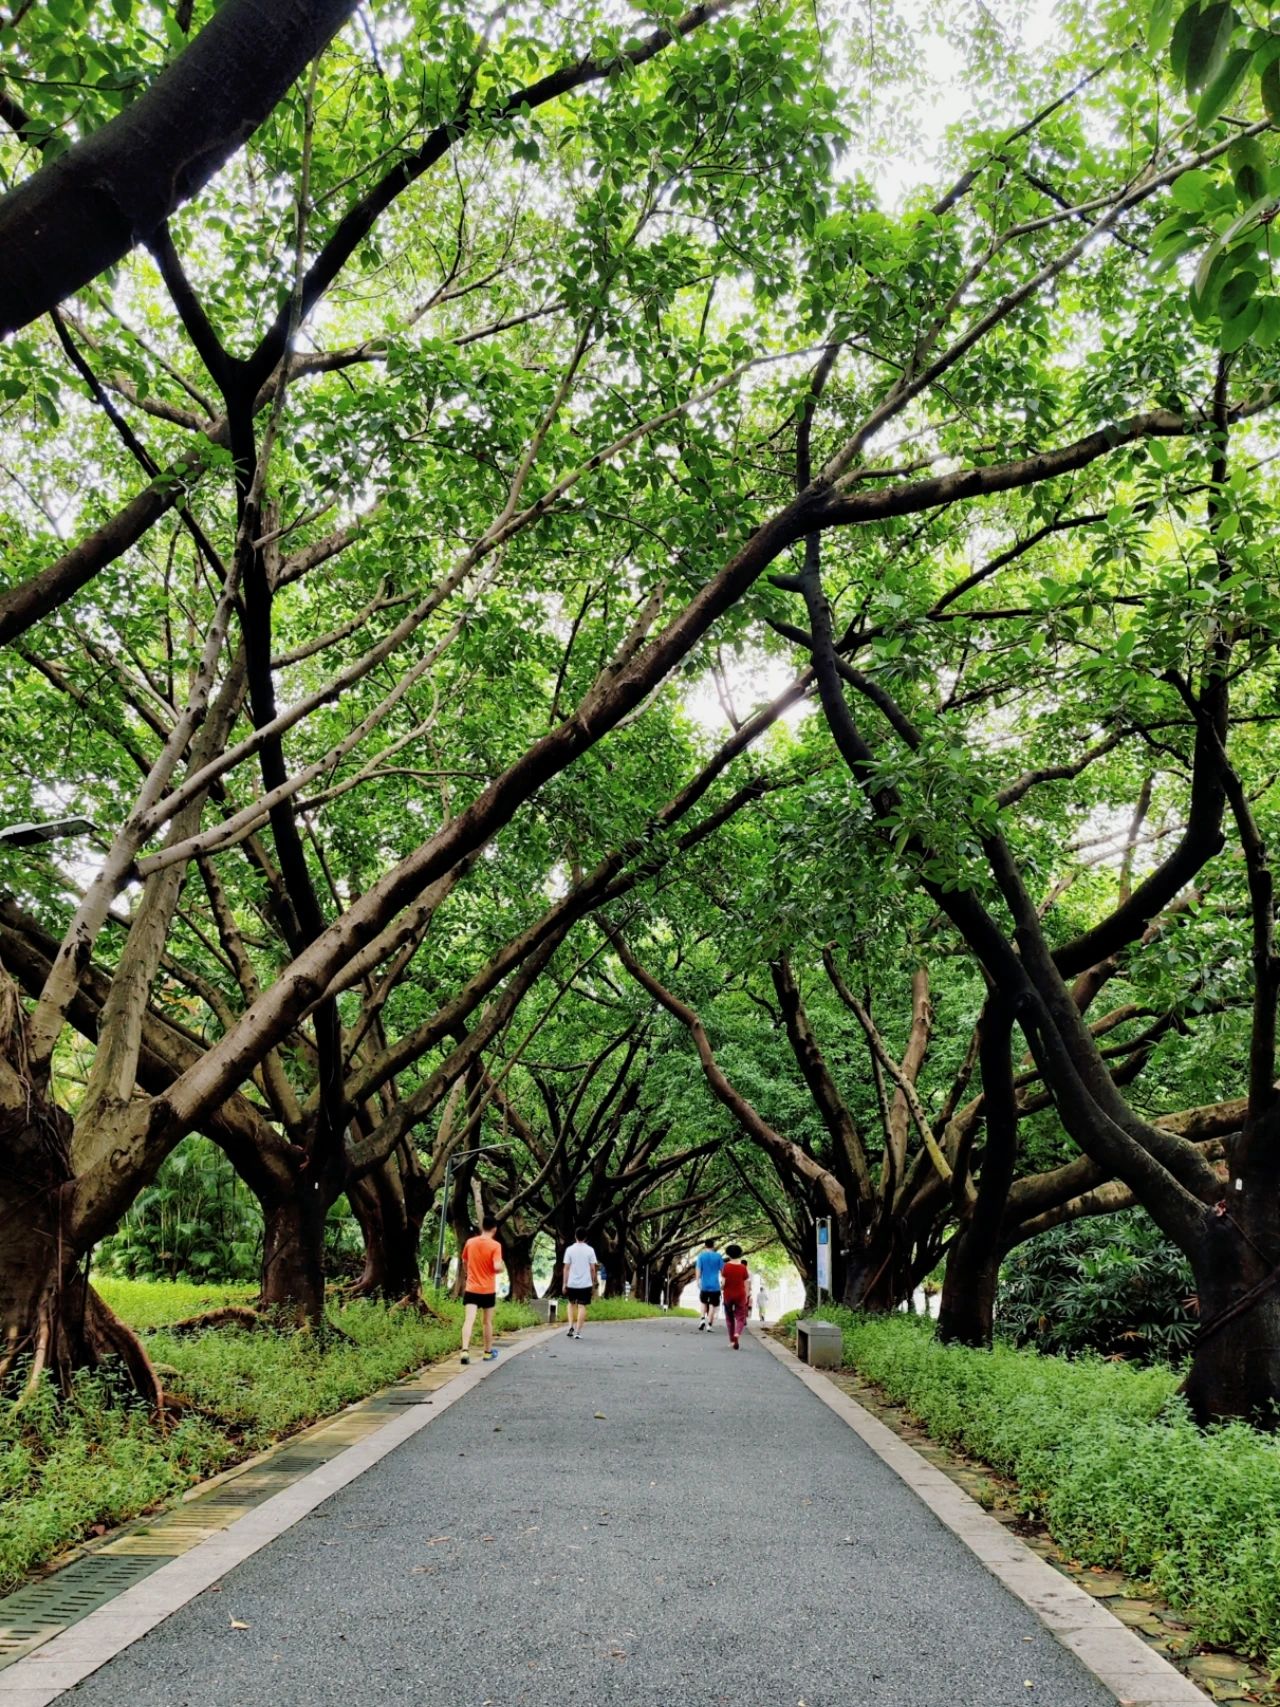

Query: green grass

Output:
[96, 1278, 258, 1329]
[0, 1285, 535, 1594]
[788, 1307, 1280, 1666]
[573, 1298, 696, 1320]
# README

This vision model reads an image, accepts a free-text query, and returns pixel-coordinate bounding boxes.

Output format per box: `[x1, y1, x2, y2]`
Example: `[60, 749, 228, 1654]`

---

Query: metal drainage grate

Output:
[198, 1487, 275, 1506]
[383, 1394, 434, 1406]
[0, 1554, 165, 1670]
[268, 1449, 339, 1473]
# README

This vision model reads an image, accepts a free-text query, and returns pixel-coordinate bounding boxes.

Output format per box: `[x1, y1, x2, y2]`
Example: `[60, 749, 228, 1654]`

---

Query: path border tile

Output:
[0, 1331, 547, 1707]
[755, 1327, 1210, 1707]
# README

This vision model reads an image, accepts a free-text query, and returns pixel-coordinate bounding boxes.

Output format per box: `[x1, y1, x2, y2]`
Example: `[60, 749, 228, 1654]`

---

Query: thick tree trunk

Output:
[348, 1152, 431, 1302]
[1183, 1185, 1280, 1425]
[0, 1057, 160, 1401]
[840, 1250, 898, 1312]
[936, 1225, 1002, 1347]
[260, 1188, 327, 1325]
[838, 1219, 911, 1313]
[503, 1231, 536, 1302]
[939, 1003, 1018, 1349]
[595, 1236, 626, 1297]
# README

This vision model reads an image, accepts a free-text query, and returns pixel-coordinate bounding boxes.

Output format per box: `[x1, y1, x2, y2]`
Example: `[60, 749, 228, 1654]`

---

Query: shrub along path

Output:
[51, 1319, 1121, 1707]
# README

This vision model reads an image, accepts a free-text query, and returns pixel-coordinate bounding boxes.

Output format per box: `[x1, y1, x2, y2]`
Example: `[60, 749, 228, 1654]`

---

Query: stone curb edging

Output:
[755, 1328, 1210, 1707]
[0, 1331, 547, 1707]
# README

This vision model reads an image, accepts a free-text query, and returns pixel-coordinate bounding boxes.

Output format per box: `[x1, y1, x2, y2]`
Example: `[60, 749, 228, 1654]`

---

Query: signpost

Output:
[816, 1217, 831, 1300]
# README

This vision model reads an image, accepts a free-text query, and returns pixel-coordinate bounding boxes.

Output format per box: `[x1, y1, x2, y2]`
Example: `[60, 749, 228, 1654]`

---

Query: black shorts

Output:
[565, 1285, 593, 1305]
[463, 1290, 496, 1308]
[700, 1289, 721, 1306]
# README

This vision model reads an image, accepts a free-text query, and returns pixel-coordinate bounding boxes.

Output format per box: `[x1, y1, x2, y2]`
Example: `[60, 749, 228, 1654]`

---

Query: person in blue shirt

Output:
[695, 1238, 725, 1333]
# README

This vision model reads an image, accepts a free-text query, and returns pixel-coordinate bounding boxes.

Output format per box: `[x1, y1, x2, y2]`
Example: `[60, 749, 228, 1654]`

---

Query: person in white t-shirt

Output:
[562, 1229, 599, 1341]
[755, 1274, 769, 1322]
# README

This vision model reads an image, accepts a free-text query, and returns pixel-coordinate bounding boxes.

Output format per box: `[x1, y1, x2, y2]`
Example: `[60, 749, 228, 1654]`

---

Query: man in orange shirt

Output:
[459, 1215, 505, 1365]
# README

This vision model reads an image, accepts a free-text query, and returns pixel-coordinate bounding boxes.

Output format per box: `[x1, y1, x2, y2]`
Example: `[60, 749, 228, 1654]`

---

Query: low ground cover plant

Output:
[0, 1285, 535, 1593]
[787, 1308, 1280, 1665]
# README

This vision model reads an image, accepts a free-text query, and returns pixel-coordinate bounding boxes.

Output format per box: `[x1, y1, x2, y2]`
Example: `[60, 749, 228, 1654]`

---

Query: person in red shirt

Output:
[721, 1243, 750, 1349]
[459, 1215, 505, 1365]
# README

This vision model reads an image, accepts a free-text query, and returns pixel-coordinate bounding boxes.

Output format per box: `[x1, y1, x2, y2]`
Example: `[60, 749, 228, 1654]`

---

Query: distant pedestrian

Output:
[459, 1216, 504, 1365]
[722, 1244, 750, 1349]
[756, 1274, 769, 1323]
[695, 1238, 725, 1333]
[562, 1228, 598, 1341]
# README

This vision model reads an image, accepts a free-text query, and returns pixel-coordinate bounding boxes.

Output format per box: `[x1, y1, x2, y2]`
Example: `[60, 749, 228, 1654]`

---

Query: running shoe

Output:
[460, 1352, 470, 1364]
[483, 1349, 499, 1361]
[567, 1325, 575, 1336]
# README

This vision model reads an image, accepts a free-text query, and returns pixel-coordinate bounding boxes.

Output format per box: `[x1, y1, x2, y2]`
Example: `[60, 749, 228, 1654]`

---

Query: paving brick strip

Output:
[0, 1317, 1209, 1707]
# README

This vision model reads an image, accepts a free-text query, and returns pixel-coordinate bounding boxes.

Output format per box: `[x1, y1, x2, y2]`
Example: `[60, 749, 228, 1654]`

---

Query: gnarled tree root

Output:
[166, 1306, 264, 1335]
[6, 1283, 165, 1422]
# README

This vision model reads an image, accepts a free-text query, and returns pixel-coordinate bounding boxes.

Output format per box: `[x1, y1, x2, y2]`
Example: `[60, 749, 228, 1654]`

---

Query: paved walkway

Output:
[63, 1321, 1117, 1707]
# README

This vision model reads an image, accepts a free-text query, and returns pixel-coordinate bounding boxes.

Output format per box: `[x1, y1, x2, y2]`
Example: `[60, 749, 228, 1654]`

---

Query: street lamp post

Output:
[431, 1142, 517, 1292]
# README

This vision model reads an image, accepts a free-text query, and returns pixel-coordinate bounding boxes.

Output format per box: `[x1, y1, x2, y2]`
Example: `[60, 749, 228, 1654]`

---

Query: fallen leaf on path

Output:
[426, 1535, 453, 1544]
[229, 1619, 250, 1630]
[594, 1411, 607, 1419]
[481, 1535, 495, 1543]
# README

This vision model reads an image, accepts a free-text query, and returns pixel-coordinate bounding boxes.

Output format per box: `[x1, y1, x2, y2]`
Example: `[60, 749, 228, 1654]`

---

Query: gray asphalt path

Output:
[67, 1320, 1116, 1707]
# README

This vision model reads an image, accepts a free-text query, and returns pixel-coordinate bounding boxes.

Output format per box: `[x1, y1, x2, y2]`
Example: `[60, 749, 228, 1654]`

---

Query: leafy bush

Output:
[95, 1138, 262, 1284]
[800, 1307, 1280, 1665]
[95, 1139, 365, 1286]
[997, 1212, 1198, 1362]
[0, 1286, 536, 1593]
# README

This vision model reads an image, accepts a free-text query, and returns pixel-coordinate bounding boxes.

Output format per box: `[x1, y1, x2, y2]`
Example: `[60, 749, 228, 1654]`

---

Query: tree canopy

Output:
[4, 0, 1280, 1424]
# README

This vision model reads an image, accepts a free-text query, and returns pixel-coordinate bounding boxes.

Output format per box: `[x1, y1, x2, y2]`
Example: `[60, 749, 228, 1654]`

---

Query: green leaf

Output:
[1197, 45, 1251, 123]
[1190, 193, 1277, 314]
[1218, 267, 1258, 316]
[1262, 56, 1280, 121]
[1229, 136, 1267, 203]
[1170, 0, 1204, 84]
[1149, 0, 1177, 53]
[1170, 168, 1213, 210]
[1184, 2, 1237, 93]
[1254, 294, 1280, 346]
[1191, 242, 1234, 318]
[1151, 230, 1202, 271]
[1220, 295, 1263, 349]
